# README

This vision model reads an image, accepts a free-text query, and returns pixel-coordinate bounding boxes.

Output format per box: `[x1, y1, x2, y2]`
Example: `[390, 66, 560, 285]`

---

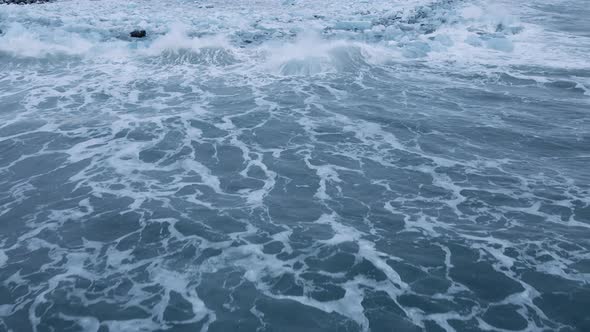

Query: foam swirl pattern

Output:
[0, 0, 589, 331]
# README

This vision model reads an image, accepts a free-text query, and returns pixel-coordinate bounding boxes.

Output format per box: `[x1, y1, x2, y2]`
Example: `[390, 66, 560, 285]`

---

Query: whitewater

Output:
[0, 0, 589, 331]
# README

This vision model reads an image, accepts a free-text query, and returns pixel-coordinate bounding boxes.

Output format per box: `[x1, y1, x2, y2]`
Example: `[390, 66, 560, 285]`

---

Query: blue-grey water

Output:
[0, 0, 589, 331]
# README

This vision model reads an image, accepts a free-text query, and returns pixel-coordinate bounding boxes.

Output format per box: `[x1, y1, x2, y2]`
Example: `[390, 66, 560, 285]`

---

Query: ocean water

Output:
[0, 0, 589, 331]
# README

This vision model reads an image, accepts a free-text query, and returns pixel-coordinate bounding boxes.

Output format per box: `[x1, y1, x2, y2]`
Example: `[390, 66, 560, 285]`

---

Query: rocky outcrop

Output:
[130, 30, 147, 38]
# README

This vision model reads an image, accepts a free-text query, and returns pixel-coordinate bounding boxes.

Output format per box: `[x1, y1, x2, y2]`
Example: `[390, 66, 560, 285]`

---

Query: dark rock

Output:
[130, 30, 146, 38]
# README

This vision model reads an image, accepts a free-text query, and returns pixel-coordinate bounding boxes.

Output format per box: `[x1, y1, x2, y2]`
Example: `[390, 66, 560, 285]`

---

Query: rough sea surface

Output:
[1, 0, 589, 331]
